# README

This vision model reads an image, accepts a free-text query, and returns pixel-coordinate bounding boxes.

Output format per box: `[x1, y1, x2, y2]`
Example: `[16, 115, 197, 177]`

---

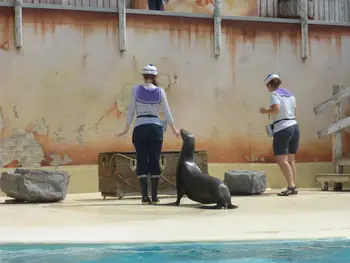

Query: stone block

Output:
[224, 170, 266, 195]
[0, 169, 70, 203]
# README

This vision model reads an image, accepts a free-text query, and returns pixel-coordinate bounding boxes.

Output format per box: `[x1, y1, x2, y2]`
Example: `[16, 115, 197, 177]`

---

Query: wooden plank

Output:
[345, 0, 349, 22]
[316, 174, 350, 183]
[332, 85, 344, 179]
[318, 116, 350, 138]
[213, 0, 221, 57]
[300, 0, 309, 60]
[313, 86, 350, 115]
[337, 158, 350, 166]
[325, 0, 330, 20]
[14, 0, 23, 49]
[118, 0, 126, 52]
[339, 0, 345, 22]
[316, 173, 350, 176]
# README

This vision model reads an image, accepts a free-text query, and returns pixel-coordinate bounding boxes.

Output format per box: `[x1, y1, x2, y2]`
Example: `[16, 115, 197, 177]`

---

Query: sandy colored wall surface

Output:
[0, 8, 349, 176]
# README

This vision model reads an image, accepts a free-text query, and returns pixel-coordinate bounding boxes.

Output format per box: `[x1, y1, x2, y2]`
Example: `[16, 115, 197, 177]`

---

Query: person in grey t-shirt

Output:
[259, 73, 300, 196]
[116, 64, 180, 205]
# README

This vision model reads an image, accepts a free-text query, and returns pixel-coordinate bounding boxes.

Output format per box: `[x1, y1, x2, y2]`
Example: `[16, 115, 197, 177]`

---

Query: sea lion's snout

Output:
[180, 129, 194, 139]
[180, 128, 188, 139]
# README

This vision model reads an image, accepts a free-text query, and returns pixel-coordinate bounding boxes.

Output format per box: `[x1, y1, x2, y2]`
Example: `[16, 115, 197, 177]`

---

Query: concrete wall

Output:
[0, 8, 349, 192]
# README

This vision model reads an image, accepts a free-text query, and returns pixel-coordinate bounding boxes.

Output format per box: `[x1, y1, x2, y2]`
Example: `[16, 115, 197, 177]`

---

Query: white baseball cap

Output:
[264, 73, 280, 85]
[142, 64, 158, 75]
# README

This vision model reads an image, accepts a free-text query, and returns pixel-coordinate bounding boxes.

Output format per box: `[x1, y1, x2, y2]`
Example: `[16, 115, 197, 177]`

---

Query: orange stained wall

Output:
[0, 8, 349, 167]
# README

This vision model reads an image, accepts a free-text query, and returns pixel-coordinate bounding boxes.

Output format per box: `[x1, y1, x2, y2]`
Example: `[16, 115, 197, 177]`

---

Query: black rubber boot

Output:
[151, 177, 160, 204]
[139, 177, 151, 204]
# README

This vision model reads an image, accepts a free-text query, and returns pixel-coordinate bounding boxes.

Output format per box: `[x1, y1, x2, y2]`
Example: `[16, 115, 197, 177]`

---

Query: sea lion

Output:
[173, 129, 238, 210]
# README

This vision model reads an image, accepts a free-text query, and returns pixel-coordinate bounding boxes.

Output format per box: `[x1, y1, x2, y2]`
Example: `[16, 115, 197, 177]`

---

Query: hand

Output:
[173, 129, 181, 139]
[259, 107, 267, 114]
[114, 128, 128, 137]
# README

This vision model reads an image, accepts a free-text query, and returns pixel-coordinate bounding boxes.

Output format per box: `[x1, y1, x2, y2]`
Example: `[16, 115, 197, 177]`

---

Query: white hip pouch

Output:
[265, 124, 273, 137]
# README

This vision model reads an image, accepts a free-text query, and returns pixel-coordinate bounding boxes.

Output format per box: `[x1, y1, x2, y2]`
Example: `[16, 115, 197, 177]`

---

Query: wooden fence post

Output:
[213, 0, 221, 57]
[14, 0, 23, 49]
[299, 0, 308, 60]
[332, 84, 343, 190]
[118, 0, 126, 52]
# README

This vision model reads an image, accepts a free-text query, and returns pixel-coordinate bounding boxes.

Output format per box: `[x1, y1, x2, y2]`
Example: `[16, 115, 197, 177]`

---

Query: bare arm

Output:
[160, 89, 179, 135]
[122, 87, 137, 133]
[262, 104, 280, 115]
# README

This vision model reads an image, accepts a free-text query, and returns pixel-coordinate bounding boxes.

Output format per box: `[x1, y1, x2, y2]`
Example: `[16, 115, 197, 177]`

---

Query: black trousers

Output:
[148, 0, 163, 10]
[132, 124, 163, 176]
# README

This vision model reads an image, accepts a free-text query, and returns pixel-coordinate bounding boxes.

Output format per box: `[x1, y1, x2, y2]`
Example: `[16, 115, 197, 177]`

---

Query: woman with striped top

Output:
[116, 64, 180, 204]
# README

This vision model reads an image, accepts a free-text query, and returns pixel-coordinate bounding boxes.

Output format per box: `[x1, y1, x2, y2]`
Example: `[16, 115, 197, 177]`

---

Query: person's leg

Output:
[148, 124, 164, 204]
[155, 0, 163, 10]
[287, 154, 297, 187]
[273, 128, 296, 196]
[148, 0, 157, 10]
[288, 124, 300, 194]
[132, 125, 151, 204]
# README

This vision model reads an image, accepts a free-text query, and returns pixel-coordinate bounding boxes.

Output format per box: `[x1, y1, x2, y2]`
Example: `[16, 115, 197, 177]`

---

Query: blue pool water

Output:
[1, 238, 350, 263]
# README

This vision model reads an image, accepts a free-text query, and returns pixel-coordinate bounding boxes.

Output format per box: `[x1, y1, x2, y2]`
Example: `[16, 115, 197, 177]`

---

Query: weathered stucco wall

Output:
[0, 8, 349, 169]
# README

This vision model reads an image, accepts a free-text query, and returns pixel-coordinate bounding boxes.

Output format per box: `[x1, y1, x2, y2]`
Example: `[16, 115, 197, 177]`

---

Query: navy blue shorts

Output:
[132, 124, 163, 176]
[273, 124, 300, 156]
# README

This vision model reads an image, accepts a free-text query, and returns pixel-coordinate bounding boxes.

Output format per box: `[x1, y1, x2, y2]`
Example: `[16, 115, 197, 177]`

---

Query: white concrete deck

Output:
[0, 190, 350, 244]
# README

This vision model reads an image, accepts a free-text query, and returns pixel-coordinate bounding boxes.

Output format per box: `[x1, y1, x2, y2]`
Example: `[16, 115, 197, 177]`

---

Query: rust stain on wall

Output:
[21, 9, 118, 40]
[126, 14, 214, 50]
[0, 8, 11, 50]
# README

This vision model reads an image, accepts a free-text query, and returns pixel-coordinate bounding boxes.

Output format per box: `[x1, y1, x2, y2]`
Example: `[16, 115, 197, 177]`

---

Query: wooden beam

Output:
[317, 116, 350, 138]
[14, 0, 23, 48]
[313, 86, 350, 115]
[316, 174, 350, 183]
[332, 85, 343, 179]
[213, 0, 221, 57]
[299, 0, 309, 60]
[118, 0, 126, 52]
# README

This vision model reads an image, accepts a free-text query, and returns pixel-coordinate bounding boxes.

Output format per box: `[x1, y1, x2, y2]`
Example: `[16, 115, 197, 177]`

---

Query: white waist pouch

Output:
[265, 124, 273, 137]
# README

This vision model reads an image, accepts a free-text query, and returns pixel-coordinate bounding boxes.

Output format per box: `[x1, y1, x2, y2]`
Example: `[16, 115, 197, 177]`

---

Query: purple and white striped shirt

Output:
[127, 83, 174, 128]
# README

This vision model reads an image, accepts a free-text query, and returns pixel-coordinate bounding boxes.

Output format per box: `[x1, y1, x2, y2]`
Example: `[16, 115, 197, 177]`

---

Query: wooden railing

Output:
[314, 85, 350, 191]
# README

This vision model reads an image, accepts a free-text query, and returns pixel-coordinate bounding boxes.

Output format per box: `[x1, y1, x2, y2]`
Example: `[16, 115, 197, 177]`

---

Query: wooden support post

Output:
[118, 0, 126, 52]
[332, 85, 343, 191]
[213, 0, 221, 57]
[14, 0, 23, 49]
[299, 0, 308, 60]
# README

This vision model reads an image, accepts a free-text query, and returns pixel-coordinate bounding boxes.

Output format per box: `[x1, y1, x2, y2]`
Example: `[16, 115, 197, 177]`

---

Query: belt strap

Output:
[136, 114, 158, 118]
[271, 118, 295, 130]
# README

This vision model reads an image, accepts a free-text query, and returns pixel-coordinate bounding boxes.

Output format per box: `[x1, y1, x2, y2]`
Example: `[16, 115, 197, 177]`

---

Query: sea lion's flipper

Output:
[161, 201, 180, 206]
[198, 203, 239, 210]
[226, 203, 239, 209]
[198, 204, 222, 209]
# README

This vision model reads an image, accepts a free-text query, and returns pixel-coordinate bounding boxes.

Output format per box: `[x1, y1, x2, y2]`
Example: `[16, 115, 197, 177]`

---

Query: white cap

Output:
[142, 64, 158, 75]
[264, 73, 280, 85]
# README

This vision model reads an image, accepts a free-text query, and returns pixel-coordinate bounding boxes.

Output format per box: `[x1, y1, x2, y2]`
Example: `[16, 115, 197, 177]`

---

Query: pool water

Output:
[1, 238, 349, 263]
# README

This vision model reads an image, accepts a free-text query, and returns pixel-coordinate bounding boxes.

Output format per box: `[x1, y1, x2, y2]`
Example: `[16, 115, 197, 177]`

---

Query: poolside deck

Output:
[0, 190, 350, 244]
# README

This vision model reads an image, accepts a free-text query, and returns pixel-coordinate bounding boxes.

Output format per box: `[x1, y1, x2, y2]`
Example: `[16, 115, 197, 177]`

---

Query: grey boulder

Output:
[0, 168, 70, 203]
[224, 170, 266, 195]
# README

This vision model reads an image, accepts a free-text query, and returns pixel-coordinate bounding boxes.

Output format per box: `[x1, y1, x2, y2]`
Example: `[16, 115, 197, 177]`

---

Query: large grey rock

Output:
[0, 169, 70, 203]
[224, 170, 266, 195]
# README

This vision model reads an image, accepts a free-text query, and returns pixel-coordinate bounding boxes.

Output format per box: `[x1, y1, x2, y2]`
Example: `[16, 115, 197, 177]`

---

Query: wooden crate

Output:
[98, 151, 208, 199]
